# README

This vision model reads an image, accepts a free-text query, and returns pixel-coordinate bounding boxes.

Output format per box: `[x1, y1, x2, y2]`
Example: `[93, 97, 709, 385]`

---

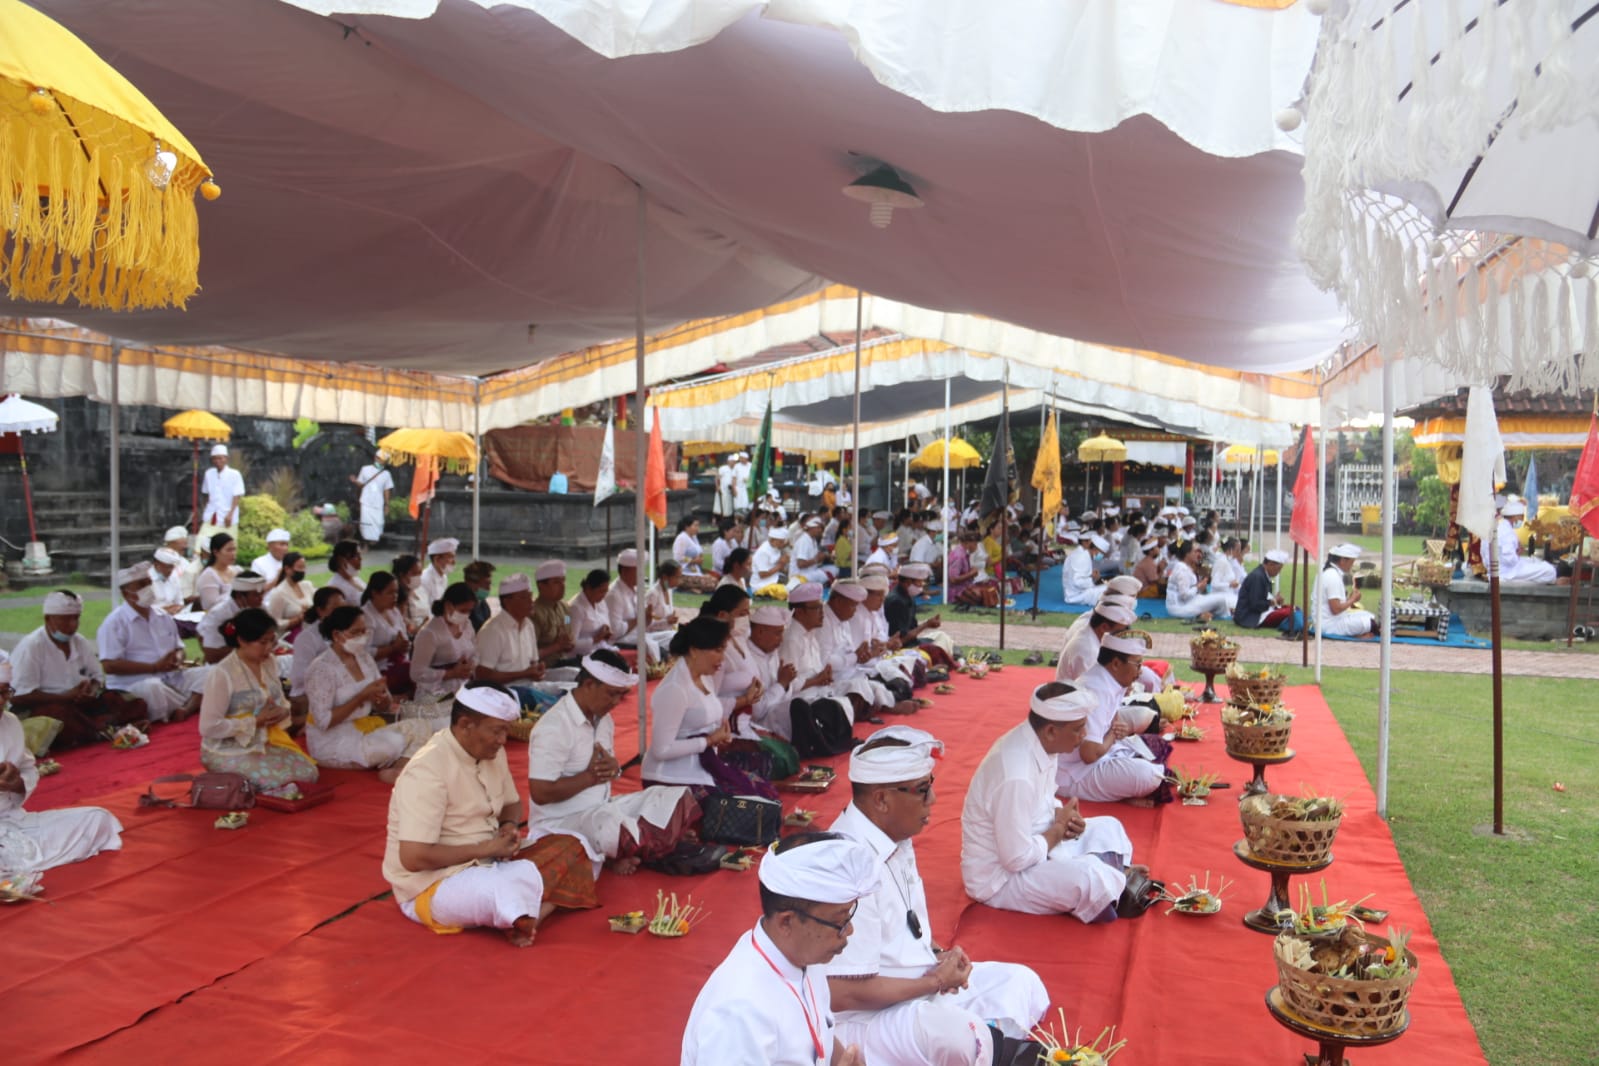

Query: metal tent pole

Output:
[633, 186, 650, 757]
[942, 377, 951, 606]
[851, 291, 863, 521]
[1377, 354, 1395, 818]
[1315, 397, 1328, 683]
[109, 344, 122, 572]
[1275, 448, 1284, 550]
[471, 379, 482, 560]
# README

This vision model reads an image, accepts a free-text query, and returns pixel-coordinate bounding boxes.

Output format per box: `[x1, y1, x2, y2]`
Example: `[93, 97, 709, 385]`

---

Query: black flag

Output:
[979, 405, 1016, 520]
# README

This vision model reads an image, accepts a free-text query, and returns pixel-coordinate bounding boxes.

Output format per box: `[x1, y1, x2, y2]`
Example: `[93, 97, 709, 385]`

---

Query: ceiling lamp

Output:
[842, 164, 923, 229]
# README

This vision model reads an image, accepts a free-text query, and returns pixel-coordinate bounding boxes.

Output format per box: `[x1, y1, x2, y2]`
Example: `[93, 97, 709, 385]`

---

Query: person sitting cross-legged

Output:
[1054, 636, 1171, 806]
[98, 562, 209, 725]
[9, 591, 147, 749]
[383, 682, 599, 947]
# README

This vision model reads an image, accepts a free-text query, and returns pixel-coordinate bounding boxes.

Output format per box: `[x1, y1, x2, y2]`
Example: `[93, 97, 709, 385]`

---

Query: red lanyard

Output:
[749, 932, 825, 1063]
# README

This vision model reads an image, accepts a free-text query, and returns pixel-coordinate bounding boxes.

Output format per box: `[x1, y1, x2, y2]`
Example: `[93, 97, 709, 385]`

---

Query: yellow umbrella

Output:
[1219, 443, 1280, 469]
[163, 409, 232, 536]
[681, 441, 743, 458]
[797, 448, 842, 463]
[910, 438, 982, 469]
[376, 428, 479, 474]
[0, 0, 219, 310]
[1076, 434, 1127, 463]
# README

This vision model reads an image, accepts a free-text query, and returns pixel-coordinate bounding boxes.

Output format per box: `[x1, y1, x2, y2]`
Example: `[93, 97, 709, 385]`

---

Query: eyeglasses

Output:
[795, 901, 858, 934]
[891, 776, 935, 802]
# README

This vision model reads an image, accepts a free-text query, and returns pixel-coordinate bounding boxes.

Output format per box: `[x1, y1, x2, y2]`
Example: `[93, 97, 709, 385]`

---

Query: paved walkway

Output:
[937, 619, 1599, 680]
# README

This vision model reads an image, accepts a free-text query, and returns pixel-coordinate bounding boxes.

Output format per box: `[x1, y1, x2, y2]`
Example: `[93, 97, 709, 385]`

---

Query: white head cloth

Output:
[499, 573, 531, 597]
[1089, 535, 1110, 552]
[1101, 634, 1147, 656]
[210, 444, 228, 457]
[859, 563, 890, 577]
[789, 582, 824, 605]
[1029, 685, 1095, 722]
[43, 591, 84, 615]
[1265, 549, 1290, 565]
[768, 528, 790, 542]
[1141, 539, 1159, 552]
[229, 574, 267, 593]
[849, 725, 943, 784]
[857, 574, 890, 593]
[873, 511, 892, 521]
[455, 685, 521, 721]
[116, 562, 151, 588]
[616, 548, 638, 568]
[1099, 593, 1137, 610]
[1105, 575, 1144, 597]
[427, 538, 460, 556]
[1502, 500, 1527, 517]
[878, 533, 899, 546]
[751, 605, 789, 626]
[154, 548, 183, 566]
[1329, 543, 1362, 559]
[805, 516, 823, 528]
[1095, 602, 1136, 626]
[1060, 532, 1080, 544]
[758, 837, 881, 904]
[832, 582, 867, 602]
[535, 560, 566, 581]
[581, 654, 638, 688]
[899, 563, 932, 582]
[164, 526, 190, 543]
[265, 528, 290, 543]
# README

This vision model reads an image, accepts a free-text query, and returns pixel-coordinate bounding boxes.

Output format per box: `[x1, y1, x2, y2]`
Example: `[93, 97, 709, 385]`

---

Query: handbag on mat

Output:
[699, 794, 782, 847]
[139, 773, 256, 811]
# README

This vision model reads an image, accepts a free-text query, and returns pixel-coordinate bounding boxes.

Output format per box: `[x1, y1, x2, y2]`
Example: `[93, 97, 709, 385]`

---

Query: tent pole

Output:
[1489, 526, 1505, 834]
[190, 441, 200, 539]
[851, 290, 862, 522]
[1275, 449, 1284, 551]
[1300, 543, 1310, 668]
[633, 185, 649, 758]
[109, 344, 122, 573]
[1316, 397, 1328, 683]
[998, 364, 1009, 651]
[942, 377, 951, 607]
[1377, 353, 1395, 819]
[471, 379, 482, 560]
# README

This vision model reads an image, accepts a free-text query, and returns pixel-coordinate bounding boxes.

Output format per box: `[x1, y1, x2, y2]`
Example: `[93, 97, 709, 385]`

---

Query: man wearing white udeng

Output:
[1317, 543, 1378, 638]
[201, 443, 245, 535]
[827, 726, 1049, 1066]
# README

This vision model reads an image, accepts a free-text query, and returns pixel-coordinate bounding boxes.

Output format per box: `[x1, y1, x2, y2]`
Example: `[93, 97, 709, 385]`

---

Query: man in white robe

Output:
[818, 582, 912, 721]
[1055, 601, 1136, 683]
[10, 591, 148, 748]
[352, 450, 395, 545]
[779, 583, 857, 727]
[0, 682, 123, 874]
[866, 533, 901, 580]
[605, 549, 675, 662]
[790, 516, 838, 586]
[149, 546, 193, 614]
[1059, 534, 1102, 607]
[98, 563, 209, 723]
[961, 682, 1151, 924]
[853, 575, 922, 690]
[160, 527, 203, 603]
[732, 605, 800, 738]
[1317, 544, 1377, 638]
[418, 537, 459, 613]
[200, 444, 245, 533]
[1498, 500, 1558, 583]
[682, 833, 878, 1066]
[828, 728, 1049, 1066]
[753, 528, 794, 595]
[733, 452, 752, 513]
[1055, 636, 1167, 805]
[249, 528, 292, 585]
[715, 456, 735, 518]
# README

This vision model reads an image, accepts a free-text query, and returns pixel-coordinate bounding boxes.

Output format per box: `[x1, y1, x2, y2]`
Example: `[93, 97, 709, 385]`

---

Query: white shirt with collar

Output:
[250, 552, 285, 585]
[201, 465, 245, 524]
[682, 920, 837, 1066]
[418, 564, 451, 613]
[9, 626, 102, 696]
[97, 602, 188, 690]
[475, 610, 537, 675]
[567, 592, 615, 656]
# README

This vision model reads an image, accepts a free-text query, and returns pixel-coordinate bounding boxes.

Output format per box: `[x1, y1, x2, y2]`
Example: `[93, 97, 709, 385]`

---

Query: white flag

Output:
[1457, 386, 1505, 545]
[594, 416, 617, 506]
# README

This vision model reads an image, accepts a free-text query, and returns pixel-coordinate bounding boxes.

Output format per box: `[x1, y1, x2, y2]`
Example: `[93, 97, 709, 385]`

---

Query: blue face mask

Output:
[48, 628, 70, 644]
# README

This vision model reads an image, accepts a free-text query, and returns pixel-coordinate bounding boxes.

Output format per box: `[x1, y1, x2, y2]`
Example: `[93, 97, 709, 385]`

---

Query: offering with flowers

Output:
[648, 890, 707, 937]
[105, 724, 149, 750]
[1161, 871, 1234, 916]
[1030, 1012, 1127, 1065]
[1273, 925, 1418, 1036]
[0, 871, 44, 903]
[1169, 766, 1221, 803]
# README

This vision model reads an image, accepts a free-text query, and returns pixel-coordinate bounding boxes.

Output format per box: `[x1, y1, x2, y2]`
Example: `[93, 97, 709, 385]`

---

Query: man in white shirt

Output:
[473, 574, 547, 702]
[827, 728, 1049, 1066]
[908, 521, 942, 577]
[352, 450, 396, 545]
[682, 833, 878, 1066]
[1498, 499, 1558, 583]
[1317, 544, 1378, 637]
[1055, 636, 1168, 805]
[733, 452, 752, 513]
[527, 651, 699, 873]
[790, 516, 837, 587]
[8, 591, 147, 748]
[568, 569, 617, 656]
[99, 564, 208, 723]
[733, 605, 800, 738]
[160, 526, 203, 602]
[961, 682, 1153, 924]
[866, 533, 900, 579]
[715, 456, 735, 518]
[201, 444, 245, 531]
[753, 527, 793, 594]
[1055, 601, 1136, 683]
[605, 549, 674, 662]
[197, 573, 267, 664]
[817, 582, 912, 722]
[0, 686, 123, 873]
[250, 528, 292, 584]
[1059, 534, 1101, 607]
[419, 537, 459, 612]
[778, 582, 857, 730]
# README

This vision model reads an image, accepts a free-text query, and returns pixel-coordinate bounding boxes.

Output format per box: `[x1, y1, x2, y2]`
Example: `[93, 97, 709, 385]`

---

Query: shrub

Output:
[1414, 476, 1451, 535]
[257, 466, 304, 513]
[387, 496, 412, 522]
[292, 418, 320, 449]
[285, 509, 332, 559]
[237, 494, 288, 564]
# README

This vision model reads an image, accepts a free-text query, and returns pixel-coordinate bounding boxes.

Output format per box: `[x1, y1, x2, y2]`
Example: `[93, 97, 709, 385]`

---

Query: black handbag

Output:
[699, 794, 782, 846]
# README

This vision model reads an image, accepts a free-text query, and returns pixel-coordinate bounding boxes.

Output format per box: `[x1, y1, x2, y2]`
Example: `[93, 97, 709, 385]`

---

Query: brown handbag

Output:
[139, 772, 256, 811]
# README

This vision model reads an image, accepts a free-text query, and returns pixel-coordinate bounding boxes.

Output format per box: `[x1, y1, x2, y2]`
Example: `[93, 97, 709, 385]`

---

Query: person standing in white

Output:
[98, 564, 209, 722]
[352, 450, 396, 546]
[682, 833, 877, 1066]
[1497, 500, 1557, 583]
[827, 728, 1049, 1066]
[201, 444, 245, 532]
[715, 455, 735, 519]
[0, 671, 123, 874]
[1317, 544, 1378, 637]
[961, 682, 1148, 924]
[733, 451, 752, 513]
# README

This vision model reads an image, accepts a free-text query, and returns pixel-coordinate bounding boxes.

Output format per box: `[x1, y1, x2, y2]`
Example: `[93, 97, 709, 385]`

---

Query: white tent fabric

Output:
[8, 0, 1347, 376]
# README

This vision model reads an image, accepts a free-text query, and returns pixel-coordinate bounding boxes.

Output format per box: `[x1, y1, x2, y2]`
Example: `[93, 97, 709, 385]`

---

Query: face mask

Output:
[907, 583, 925, 597]
[48, 628, 71, 644]
[732, 616, 751, 640]
[134, 586, 157, 609]
[448, 610, 471, 627]
[291, 571, 307, 583]
[403, 575, 420, 589]
[474, 588, 489, 601]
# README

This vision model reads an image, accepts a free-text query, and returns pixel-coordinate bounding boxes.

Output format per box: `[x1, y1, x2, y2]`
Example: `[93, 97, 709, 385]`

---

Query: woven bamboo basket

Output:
[1189, 640, 1239, 674]
[1122, 628, 1154, 650]
[1273, 932, 1418, 1037]
[1412, 558, 1453, 588]
[1223, 719, 1293, 757]
[1239, 794, 1342, 865]
[1226, 666, 1286, 707]
[507, 718, 536, 742]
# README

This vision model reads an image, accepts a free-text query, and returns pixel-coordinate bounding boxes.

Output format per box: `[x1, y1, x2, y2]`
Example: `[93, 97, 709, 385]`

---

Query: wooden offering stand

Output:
[1232, 839, 1332, 935]
[1229, 748, 1296, 798]
[1264, 986, 1410, 1066]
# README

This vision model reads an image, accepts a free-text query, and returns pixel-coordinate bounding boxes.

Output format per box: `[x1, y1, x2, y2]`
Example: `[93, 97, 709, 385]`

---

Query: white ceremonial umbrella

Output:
[0, 394, 60, 544]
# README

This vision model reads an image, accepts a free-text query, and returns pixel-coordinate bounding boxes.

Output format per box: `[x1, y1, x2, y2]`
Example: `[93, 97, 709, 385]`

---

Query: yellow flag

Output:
[1031, 411, 1063, 522]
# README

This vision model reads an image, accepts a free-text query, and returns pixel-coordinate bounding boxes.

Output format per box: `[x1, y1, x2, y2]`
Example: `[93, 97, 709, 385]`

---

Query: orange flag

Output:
[1570, 413, 1599, 538]
[1289, 425, 1318, 558]
[644, 407, 667, 530]
[409, 454, 438, 519]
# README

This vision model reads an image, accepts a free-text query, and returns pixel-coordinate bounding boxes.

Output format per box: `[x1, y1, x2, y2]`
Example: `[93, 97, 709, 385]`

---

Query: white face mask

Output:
[134, 586, 158, 609]
[403, 575, 420, 589]
[732, 616, 751, 640]
[906, 583, 925, 598]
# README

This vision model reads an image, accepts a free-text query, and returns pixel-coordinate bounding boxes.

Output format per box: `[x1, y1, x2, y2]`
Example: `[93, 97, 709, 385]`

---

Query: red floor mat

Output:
[10, 673, 1485, 1065]
[28, 718, 206, 809]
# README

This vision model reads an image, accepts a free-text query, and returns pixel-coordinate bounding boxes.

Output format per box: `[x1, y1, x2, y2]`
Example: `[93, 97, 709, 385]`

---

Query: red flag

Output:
[644, 407, 667, 530]
[1289, 425, 1319, 558]
[1570, 414, 1599, 538]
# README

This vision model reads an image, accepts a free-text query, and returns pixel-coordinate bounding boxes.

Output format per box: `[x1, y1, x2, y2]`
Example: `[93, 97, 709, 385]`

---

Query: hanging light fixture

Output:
[842, 163, 923, 229]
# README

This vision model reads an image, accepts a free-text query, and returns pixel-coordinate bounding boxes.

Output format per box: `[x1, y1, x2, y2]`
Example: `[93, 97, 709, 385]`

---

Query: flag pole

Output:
[1489, 519, 1505, 836]
[998, 365, 1009, 651]
[1316, 397, 1328, 683]
[852, 290, 863, 522]
[633, 185, 649, 758]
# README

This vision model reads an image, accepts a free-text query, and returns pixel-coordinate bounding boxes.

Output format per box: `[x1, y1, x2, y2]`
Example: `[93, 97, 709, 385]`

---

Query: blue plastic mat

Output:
[1321, 612, 1490, 649]
[1014, 565, 1174, 619]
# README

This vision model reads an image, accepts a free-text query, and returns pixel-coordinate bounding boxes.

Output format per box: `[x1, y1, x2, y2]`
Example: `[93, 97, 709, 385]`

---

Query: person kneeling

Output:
[383, 682, 599, 947]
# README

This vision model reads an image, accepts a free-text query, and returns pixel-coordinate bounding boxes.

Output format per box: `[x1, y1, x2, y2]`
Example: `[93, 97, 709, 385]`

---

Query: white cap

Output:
[154, 548, 183, 566]
[1175, 506, 1190, 515]
[857, 574, 890, 593]
[873, 511, 892, 521]
[164, 526, 190, 544]
[1105, 575, 1144, 597]
[766, 487, 780, 499]
[535, 560, 566, 581]
[1060, 532, 1080, 544]
[210, 444, 228, 457]
[757, 837, 881, 904]
[1095, 603, 1136, 626]
[580, 654, 637, 688]
[455, 685, 520, 721]
[43, 590, 83, 615]
[899, 563, 932, 582]
[1141, 539, 1159, 552]
[616, 548, 638, 568]
[115, 562, 152, 588]
[1081, 511, 1098, 521]
[1329, 543, 1362, 559]
[499, 574, 531, 597]
[229, 574, 267, 593]
[1029, 685, 1095, 722]
[427, 538, 459, 556]
[805, 516, 823, 528]
[1101, 633, 1147, 656]
[751, 605, 789, 626]
[768, 528, 790, 542]
[849, 726, 943, 784]
[832, 581, 867, 602]
[859, 563, 891, 577]
[789, 582, 824, 604]
[1502, 500, 1527, 517]
[1089, 535, 1109, 553]
[1104, 506, 1120, 516]
[265, 528, 290, 544]
[1265, 549, 1290, 565]
[878, 533, 899, 547]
